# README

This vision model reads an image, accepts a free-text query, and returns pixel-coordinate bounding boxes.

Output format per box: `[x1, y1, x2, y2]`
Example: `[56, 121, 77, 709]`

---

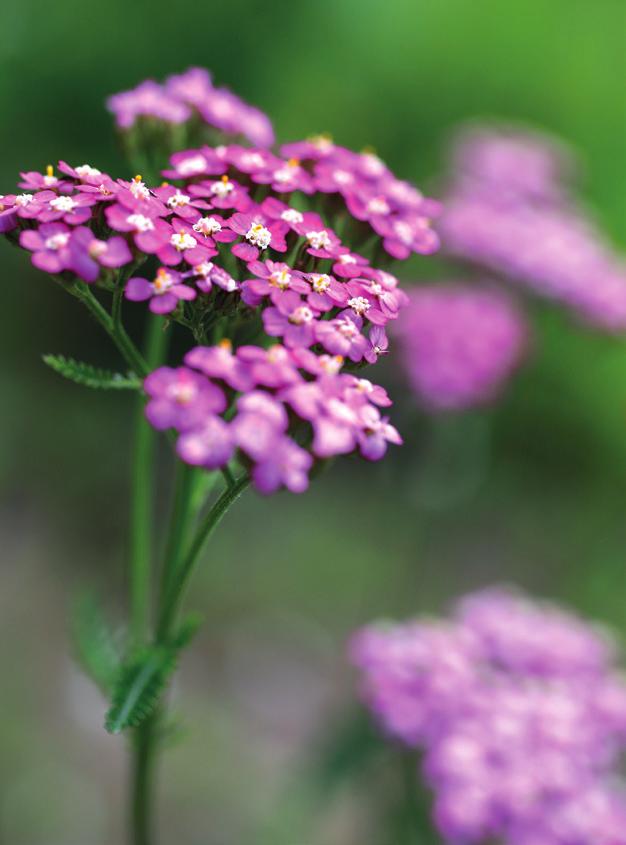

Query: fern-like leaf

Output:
[43, 354, 141, 390]
[105, 646, 178, 734]
[72, 593, 121, 695]
[169, 613, 203, 650]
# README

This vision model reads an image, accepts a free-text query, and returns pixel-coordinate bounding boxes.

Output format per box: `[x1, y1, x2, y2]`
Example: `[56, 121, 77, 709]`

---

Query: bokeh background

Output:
[1, 1, 625, 843]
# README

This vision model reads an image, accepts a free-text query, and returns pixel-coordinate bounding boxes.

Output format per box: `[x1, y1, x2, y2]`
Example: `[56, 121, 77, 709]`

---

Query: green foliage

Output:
[105, 646, 178, 735]
[42, 354, 141, 390]
[72, 593, 122, 695]
[104, 615, 202, 735]
[169, 613, 203, 651]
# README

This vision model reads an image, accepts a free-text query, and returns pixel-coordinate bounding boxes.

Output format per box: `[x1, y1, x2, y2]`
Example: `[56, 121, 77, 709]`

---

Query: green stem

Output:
[73, 283, 149, 377]
[130, 471, 247, 845]
[157, 474, 250, 640]
[131, 712, 158, 845]
[130, 314, 168, 646]
[158, 461, 198, 605]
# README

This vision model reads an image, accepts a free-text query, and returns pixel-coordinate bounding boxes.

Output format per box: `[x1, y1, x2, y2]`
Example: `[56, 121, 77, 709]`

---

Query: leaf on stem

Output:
[42, 354, 142, 390]
[105, 646, 178, 735]
[72, 593, 122, 695]
[104, 616, 201, 735]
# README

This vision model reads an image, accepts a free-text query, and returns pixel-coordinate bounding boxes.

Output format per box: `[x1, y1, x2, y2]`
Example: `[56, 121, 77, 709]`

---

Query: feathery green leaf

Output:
[42, 354, 142, 390]
[72, 593, 122, 695]
[105, 646, 177, 735]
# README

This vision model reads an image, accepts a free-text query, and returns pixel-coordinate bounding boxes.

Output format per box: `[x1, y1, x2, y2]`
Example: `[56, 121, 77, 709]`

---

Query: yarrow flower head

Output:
[350, 587, 626, 845]
[440, 125, 626, 331]
[0, 68, 446, 495]
[107, 67, 274, 148]
[396, 284, 527, 410]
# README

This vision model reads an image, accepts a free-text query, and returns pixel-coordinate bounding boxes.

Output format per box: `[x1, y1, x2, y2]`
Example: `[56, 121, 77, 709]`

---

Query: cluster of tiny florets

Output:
[0, 70, 444, 493]
[107, 67, 274, 148]
[146, 341, 400, 494]
[397, 285, 527, 410]
[440, 126, 626, 331]
[351, 588, 626, 844]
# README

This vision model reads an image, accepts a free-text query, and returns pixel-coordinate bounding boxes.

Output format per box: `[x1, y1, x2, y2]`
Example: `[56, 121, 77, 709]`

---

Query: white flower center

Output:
[309, 273, 331, 294]
[361, 153, 386, 177]
[289, 305, 314, 325]
[306, 230, 332, 250]
[210, 177, 234, 198]
[44, 233, 70, 251]
[348, 296, 371, 315]
[127, 214, 154, 232]
[274, 165, 297, 184]
[15, 194, 34, 207]
[177, 155, 206, 176]
[338, 318, 358, 338]
[88, 240, 107, 258]
[309, 134, 334, 153]
[241, 152, 265, 169]
[366, 197, 390, 216]
[356, 378, 374, 393]
[173, 383, 196, 404]
[167, 191, 191, 209]
[153, 269, 175, 293]
[193, 216, 222, 236]
[269, 269, 291, 290]
[320, 354, 344, 374]
[333, 170, 353, 186]
[170, 232, 197, 251]
[75, 164, 101, 179]
[281, 208, 303, 224]
[339, 253, 357, 264]
[369, 282, 384, 296]
[50, 196, 77, 212]
[194, 261, 214, 278]
[130, 179, 150, 200]
[394, 221, 413, 244]
[43, 175, 58, 186]
[246, 223, 272, 250]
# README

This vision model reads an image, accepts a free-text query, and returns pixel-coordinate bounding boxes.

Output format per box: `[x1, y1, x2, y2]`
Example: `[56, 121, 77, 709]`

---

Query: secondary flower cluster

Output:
[440, 126, 626, 331]
[145, 342, 400, 494]
[107, 67, 274, 148]
[351, 588, 626, 844]
[396, 285, 526, 410]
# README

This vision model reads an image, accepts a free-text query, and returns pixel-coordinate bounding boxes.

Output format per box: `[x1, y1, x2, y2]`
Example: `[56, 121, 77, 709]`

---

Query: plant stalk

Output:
[157, 473, 250, 641]
[129, 313, 167, 644]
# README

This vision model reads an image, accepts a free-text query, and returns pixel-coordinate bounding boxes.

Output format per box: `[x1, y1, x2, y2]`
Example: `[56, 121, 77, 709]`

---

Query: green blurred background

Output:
[1, 1, 625, 842]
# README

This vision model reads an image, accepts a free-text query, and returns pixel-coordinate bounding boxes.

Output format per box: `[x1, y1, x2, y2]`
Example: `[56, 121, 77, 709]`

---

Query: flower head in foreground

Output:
[396, 285, 527, 410]
[1, 68, 446, 493]
[351, 588, 626, 844]
[440, 125, 626, 331]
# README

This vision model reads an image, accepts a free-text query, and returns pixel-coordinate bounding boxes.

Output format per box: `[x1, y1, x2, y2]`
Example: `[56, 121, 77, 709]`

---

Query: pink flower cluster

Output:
[396, 285, 527, 410]
[279, 136, 441, 259]
[1, 69, 450, 494]
[440, 126, 626, 331]
[145, 342, 400, 494]
[351, 588, 626, 844]
[107, 67, 274, 148]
